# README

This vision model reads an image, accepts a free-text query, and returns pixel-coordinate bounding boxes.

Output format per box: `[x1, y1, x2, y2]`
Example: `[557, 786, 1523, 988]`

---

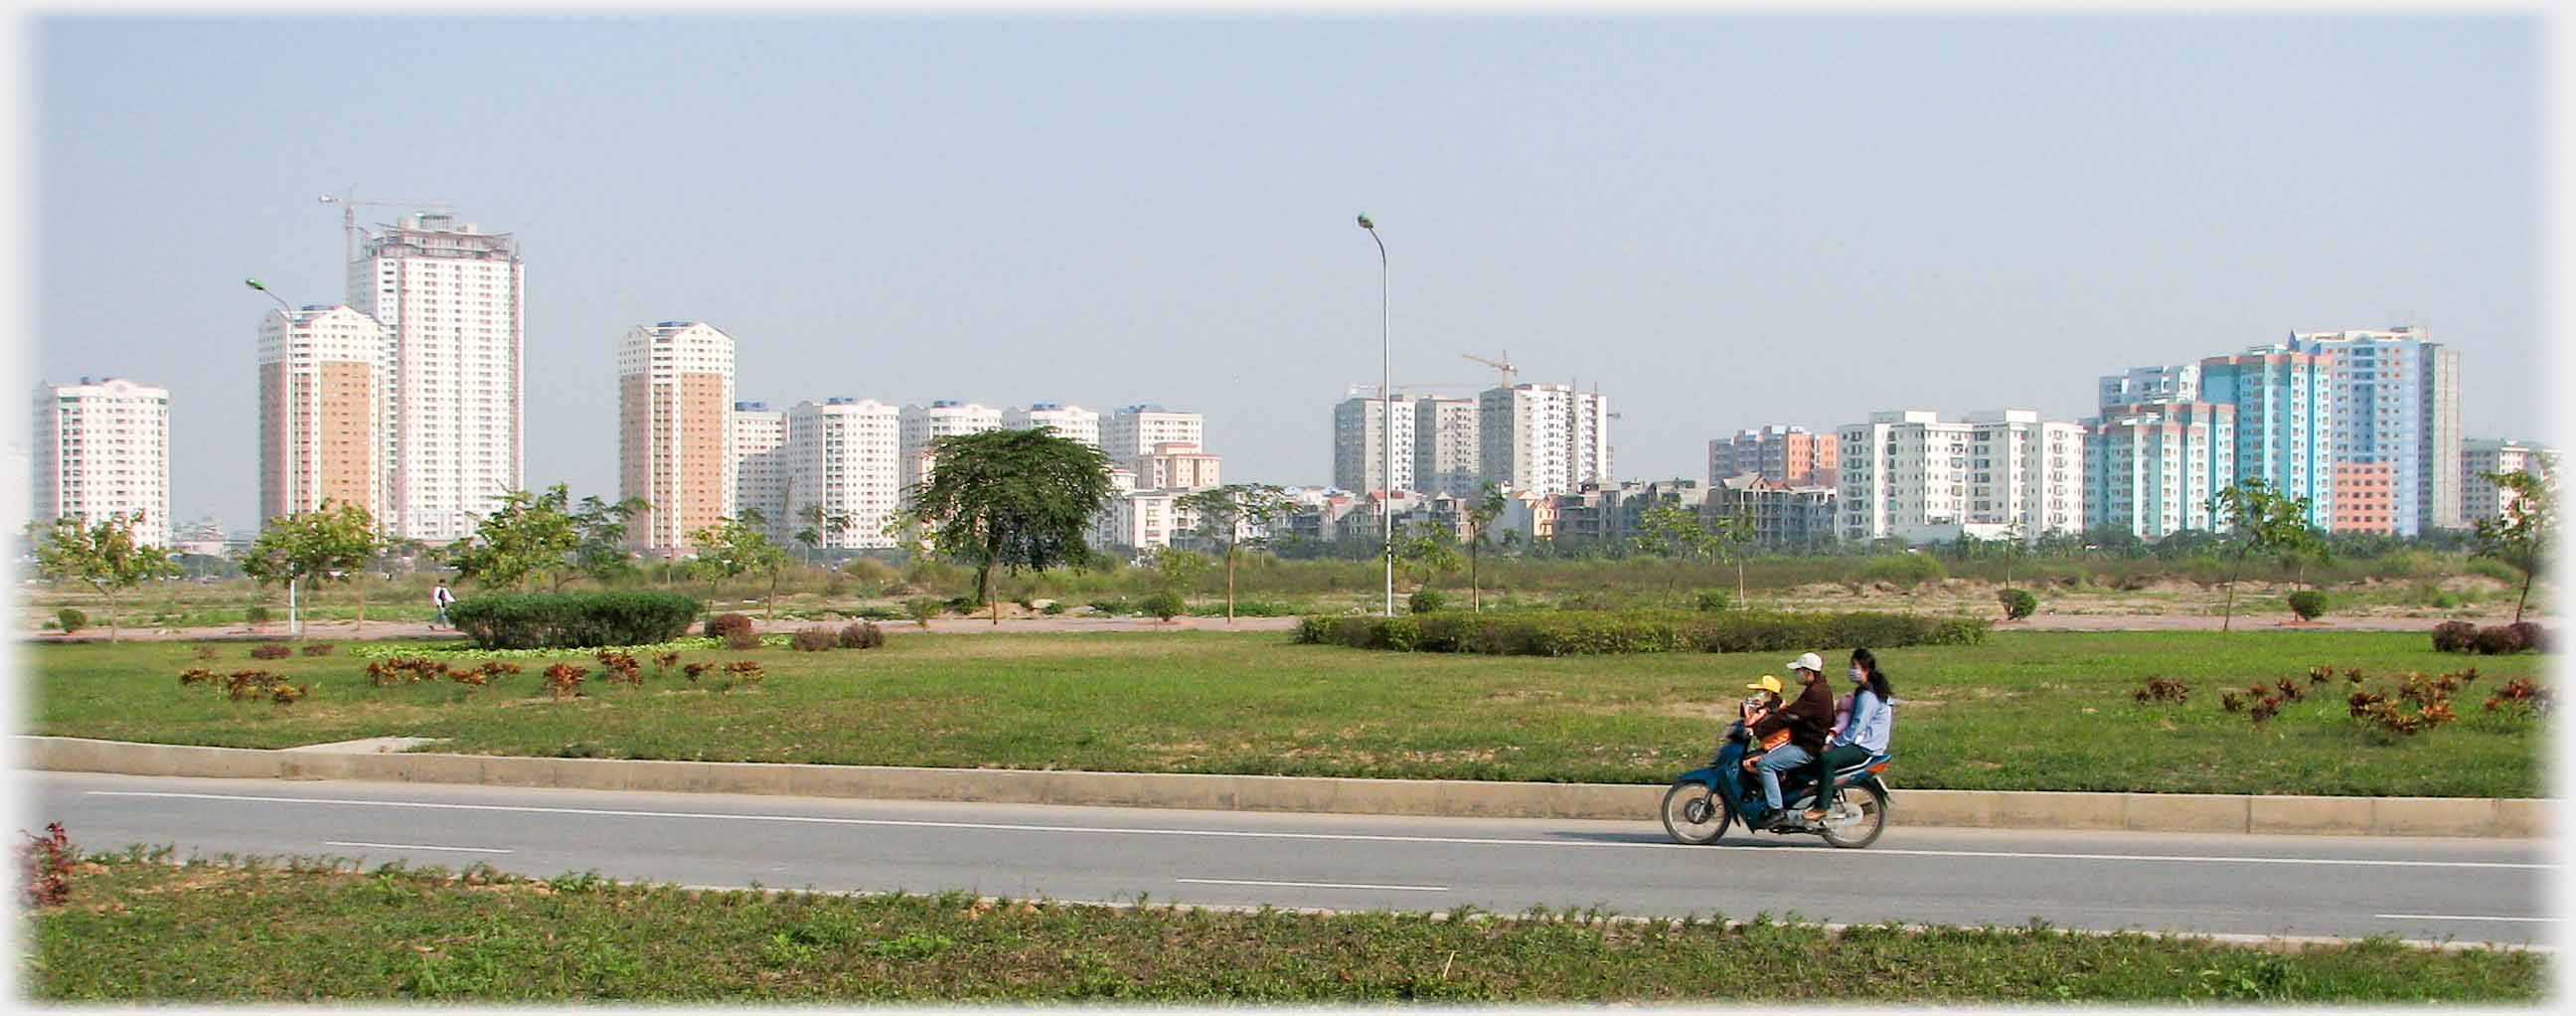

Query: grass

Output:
[25, 855, 2544, 1003]
[25, 629, 2547, 796]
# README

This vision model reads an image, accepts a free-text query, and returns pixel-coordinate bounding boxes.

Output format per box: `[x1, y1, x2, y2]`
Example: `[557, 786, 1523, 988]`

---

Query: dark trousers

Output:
[1804, 744, 1873, 812]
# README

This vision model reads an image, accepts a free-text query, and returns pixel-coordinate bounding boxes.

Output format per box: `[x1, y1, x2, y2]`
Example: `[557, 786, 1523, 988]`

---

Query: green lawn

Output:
[24, 629, 2547, 796]
[26, 856, 2543, 1003]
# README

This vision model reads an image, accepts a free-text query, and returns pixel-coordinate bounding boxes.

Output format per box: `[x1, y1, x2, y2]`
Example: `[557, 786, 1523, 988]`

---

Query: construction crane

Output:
[1463, 350, 1519, 389]
[318, 188, 453, 303]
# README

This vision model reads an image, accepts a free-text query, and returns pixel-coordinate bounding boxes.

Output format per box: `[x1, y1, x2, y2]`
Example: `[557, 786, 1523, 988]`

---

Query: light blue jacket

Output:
[1833, 688, 1893, 754]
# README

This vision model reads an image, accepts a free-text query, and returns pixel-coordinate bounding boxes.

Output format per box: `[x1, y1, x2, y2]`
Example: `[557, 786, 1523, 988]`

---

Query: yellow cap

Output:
[1745, 675, 1784, 695]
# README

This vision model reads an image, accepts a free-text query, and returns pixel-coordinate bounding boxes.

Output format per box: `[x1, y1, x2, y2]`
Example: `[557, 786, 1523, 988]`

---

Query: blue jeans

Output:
[1754, 744, 1815, 812]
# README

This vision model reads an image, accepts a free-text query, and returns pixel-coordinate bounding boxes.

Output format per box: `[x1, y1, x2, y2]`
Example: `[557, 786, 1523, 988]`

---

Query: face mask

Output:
[1850, 667, 1866, 682]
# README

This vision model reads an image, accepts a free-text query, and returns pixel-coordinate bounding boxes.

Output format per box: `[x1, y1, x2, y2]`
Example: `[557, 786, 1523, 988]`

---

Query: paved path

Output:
[31, 771, 2552, 947]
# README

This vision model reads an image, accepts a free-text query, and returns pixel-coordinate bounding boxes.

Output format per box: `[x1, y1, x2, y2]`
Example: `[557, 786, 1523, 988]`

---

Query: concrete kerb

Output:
[12, 736, 2551, 839]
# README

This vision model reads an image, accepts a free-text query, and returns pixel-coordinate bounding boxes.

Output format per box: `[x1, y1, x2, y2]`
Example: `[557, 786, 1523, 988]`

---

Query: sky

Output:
[28, 14, 2543, 533]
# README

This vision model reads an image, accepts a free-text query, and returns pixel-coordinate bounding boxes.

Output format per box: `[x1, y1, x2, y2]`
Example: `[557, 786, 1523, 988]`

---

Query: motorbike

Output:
[1660, 725, 1891, 848]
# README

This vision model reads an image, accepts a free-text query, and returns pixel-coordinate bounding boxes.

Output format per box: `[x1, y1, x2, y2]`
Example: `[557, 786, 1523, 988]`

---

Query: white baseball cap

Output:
[1787, 652, 1825, 674]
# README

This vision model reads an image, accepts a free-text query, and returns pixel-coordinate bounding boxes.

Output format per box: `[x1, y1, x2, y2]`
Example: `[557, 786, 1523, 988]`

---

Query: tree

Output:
[1178, 483, 1297, 622]
[900, 427, 1116, 625]
[2208, 478, 2321, 632]
[2473, 466, 2554, 622]
[445, 486, 581, 592]
[688, 512, 790, 619]
[1393, 519, 1464, 589]
[31, 511, 177, 641]
[795, 502, 856, 567]
[1634, 503, 1717, 604]
[240, 501, 380, 637]
[1149, 547, 1212, 596]
[1708, 505, 1756, 606]
[568, 494, 650, 589]
[1462, 485, 1510, 611]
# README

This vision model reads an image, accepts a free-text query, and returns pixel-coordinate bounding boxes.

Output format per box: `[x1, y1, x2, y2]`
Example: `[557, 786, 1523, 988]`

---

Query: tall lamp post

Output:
[1358, 215, 1392, 617]
[242, 277, 302, 637]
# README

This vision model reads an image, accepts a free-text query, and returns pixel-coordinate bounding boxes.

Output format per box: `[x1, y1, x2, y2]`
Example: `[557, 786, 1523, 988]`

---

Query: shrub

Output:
[248, 642, 292, 660]
[594, 650, 643, 685]
[2134, 677, 2188, 704]
[53, 608, 85, 634]
[1998, 589, 2037, 620]
[1693, 590, 1732, 613]
[791, 627, 838, 652]
[2507, 621, 2548, 654]
[1041, 601, 1068, 615]
[1408, 590, 1448, 614]
[1859, 553, 1947, 588]
[542, 663, 586, 700]
[299, 642, 336, 657]
[2287, 591, 2329, 621]
[706, 612, 754, 640]
[724, 660, 765, 686]
[839, 621, 885, 649]
[1088, 597, 1136, 616]
[903, 597, 945, 629]
[21, 822, 72, 909]
[2474, 624, 2530, 656]
[1141, 591, 1187, 622]
[243, 606, 270, 627]
[2431, 620, 2479, 653]
[1297, 609, 1988, 657]
[724, 625, 764, 651]
[446, 592, 704, 650]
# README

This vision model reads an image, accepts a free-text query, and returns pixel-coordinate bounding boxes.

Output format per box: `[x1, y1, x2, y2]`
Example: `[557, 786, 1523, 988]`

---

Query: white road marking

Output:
[2377, 914, 2557, 923]
[324, 840, 513, 854]
[87, 790, 2551, 871]
[1178, 878, 1447, 892]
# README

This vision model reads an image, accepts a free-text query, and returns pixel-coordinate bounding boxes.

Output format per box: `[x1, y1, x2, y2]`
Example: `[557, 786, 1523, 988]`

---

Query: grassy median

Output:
[24, 855, 2544, 1003]
[24, 629, 2547, 796]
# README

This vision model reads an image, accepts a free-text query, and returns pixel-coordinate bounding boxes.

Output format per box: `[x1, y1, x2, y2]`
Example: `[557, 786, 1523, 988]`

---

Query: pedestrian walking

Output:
[432, 582, 455, 629]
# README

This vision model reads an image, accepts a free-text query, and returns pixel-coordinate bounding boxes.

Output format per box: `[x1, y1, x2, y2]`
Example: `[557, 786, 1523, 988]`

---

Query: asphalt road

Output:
[26, 771, 2557, 947]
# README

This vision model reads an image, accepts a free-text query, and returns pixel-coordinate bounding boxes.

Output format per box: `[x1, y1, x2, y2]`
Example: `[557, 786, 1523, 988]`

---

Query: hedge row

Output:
[447, 592, 705, 650]
[1293, 609, 1990, 656]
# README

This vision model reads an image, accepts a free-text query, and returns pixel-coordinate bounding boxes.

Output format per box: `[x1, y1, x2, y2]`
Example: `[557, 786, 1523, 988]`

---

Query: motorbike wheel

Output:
[1818, 782, 1889, 849]
[1660, 780, 1732, 845]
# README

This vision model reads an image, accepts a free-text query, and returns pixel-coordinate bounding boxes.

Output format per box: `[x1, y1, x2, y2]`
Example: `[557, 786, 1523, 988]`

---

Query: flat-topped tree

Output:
[240, 501, 379, 637]
[1178, 483, 1297, 622]
[900, 427, 1115, 625]
[32, 511, 177, 642]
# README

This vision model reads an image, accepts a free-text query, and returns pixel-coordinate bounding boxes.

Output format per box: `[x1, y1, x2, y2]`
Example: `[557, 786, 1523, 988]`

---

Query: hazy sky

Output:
[32, 15, 2540, 532]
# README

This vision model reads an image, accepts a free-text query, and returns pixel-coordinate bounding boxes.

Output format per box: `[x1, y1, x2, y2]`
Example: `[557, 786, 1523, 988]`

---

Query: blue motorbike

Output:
[1661, 728, 1892, 848]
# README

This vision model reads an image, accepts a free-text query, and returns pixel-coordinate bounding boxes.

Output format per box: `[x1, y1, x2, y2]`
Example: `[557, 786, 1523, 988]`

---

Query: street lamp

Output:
[242, 276, 301, 636]
[1358, 214, 1391, 617]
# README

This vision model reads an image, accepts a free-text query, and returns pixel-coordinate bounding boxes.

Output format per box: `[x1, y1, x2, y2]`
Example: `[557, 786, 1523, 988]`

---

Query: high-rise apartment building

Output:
[1132, 441, 1221, 492]
[788, 398, 901, 550]
[2198, 349, 2334, 530]
[1706, 424, 1839, 487]
[2083, 401, 2235, 539]
[1004, 403, 1101, 447]
[1412, 396, 1482, 498]
[2462, 438, 2553, 523]
[257, 305, 384, 525]
[617, 322, 734, 556]
[729, 402, 789, 539]
[1102, 405, 1204, 460]
[1836, 410, 2083, 545]
[32, 377, 170, 547]
[352, 211, 524, 543]
[899, 401, 1003, 489]
[2280, 327, 2462, 535]
[2097, 364, 2201, 409]
[1477, 384, 1611, 498]
[1333, 392, 1414, 495]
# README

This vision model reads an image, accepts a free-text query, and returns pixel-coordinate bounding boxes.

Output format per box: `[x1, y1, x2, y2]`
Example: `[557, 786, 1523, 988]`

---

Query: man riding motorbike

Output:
[1745, 652, 1836, 830]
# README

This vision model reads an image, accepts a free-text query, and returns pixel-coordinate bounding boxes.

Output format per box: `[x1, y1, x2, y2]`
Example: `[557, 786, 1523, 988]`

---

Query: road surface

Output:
[28, 771, 2554, 947]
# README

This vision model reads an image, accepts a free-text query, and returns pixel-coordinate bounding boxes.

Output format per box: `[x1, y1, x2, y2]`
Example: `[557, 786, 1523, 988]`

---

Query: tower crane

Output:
[318, 188, 453, 303]
[1463, 350, 1519, 389]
